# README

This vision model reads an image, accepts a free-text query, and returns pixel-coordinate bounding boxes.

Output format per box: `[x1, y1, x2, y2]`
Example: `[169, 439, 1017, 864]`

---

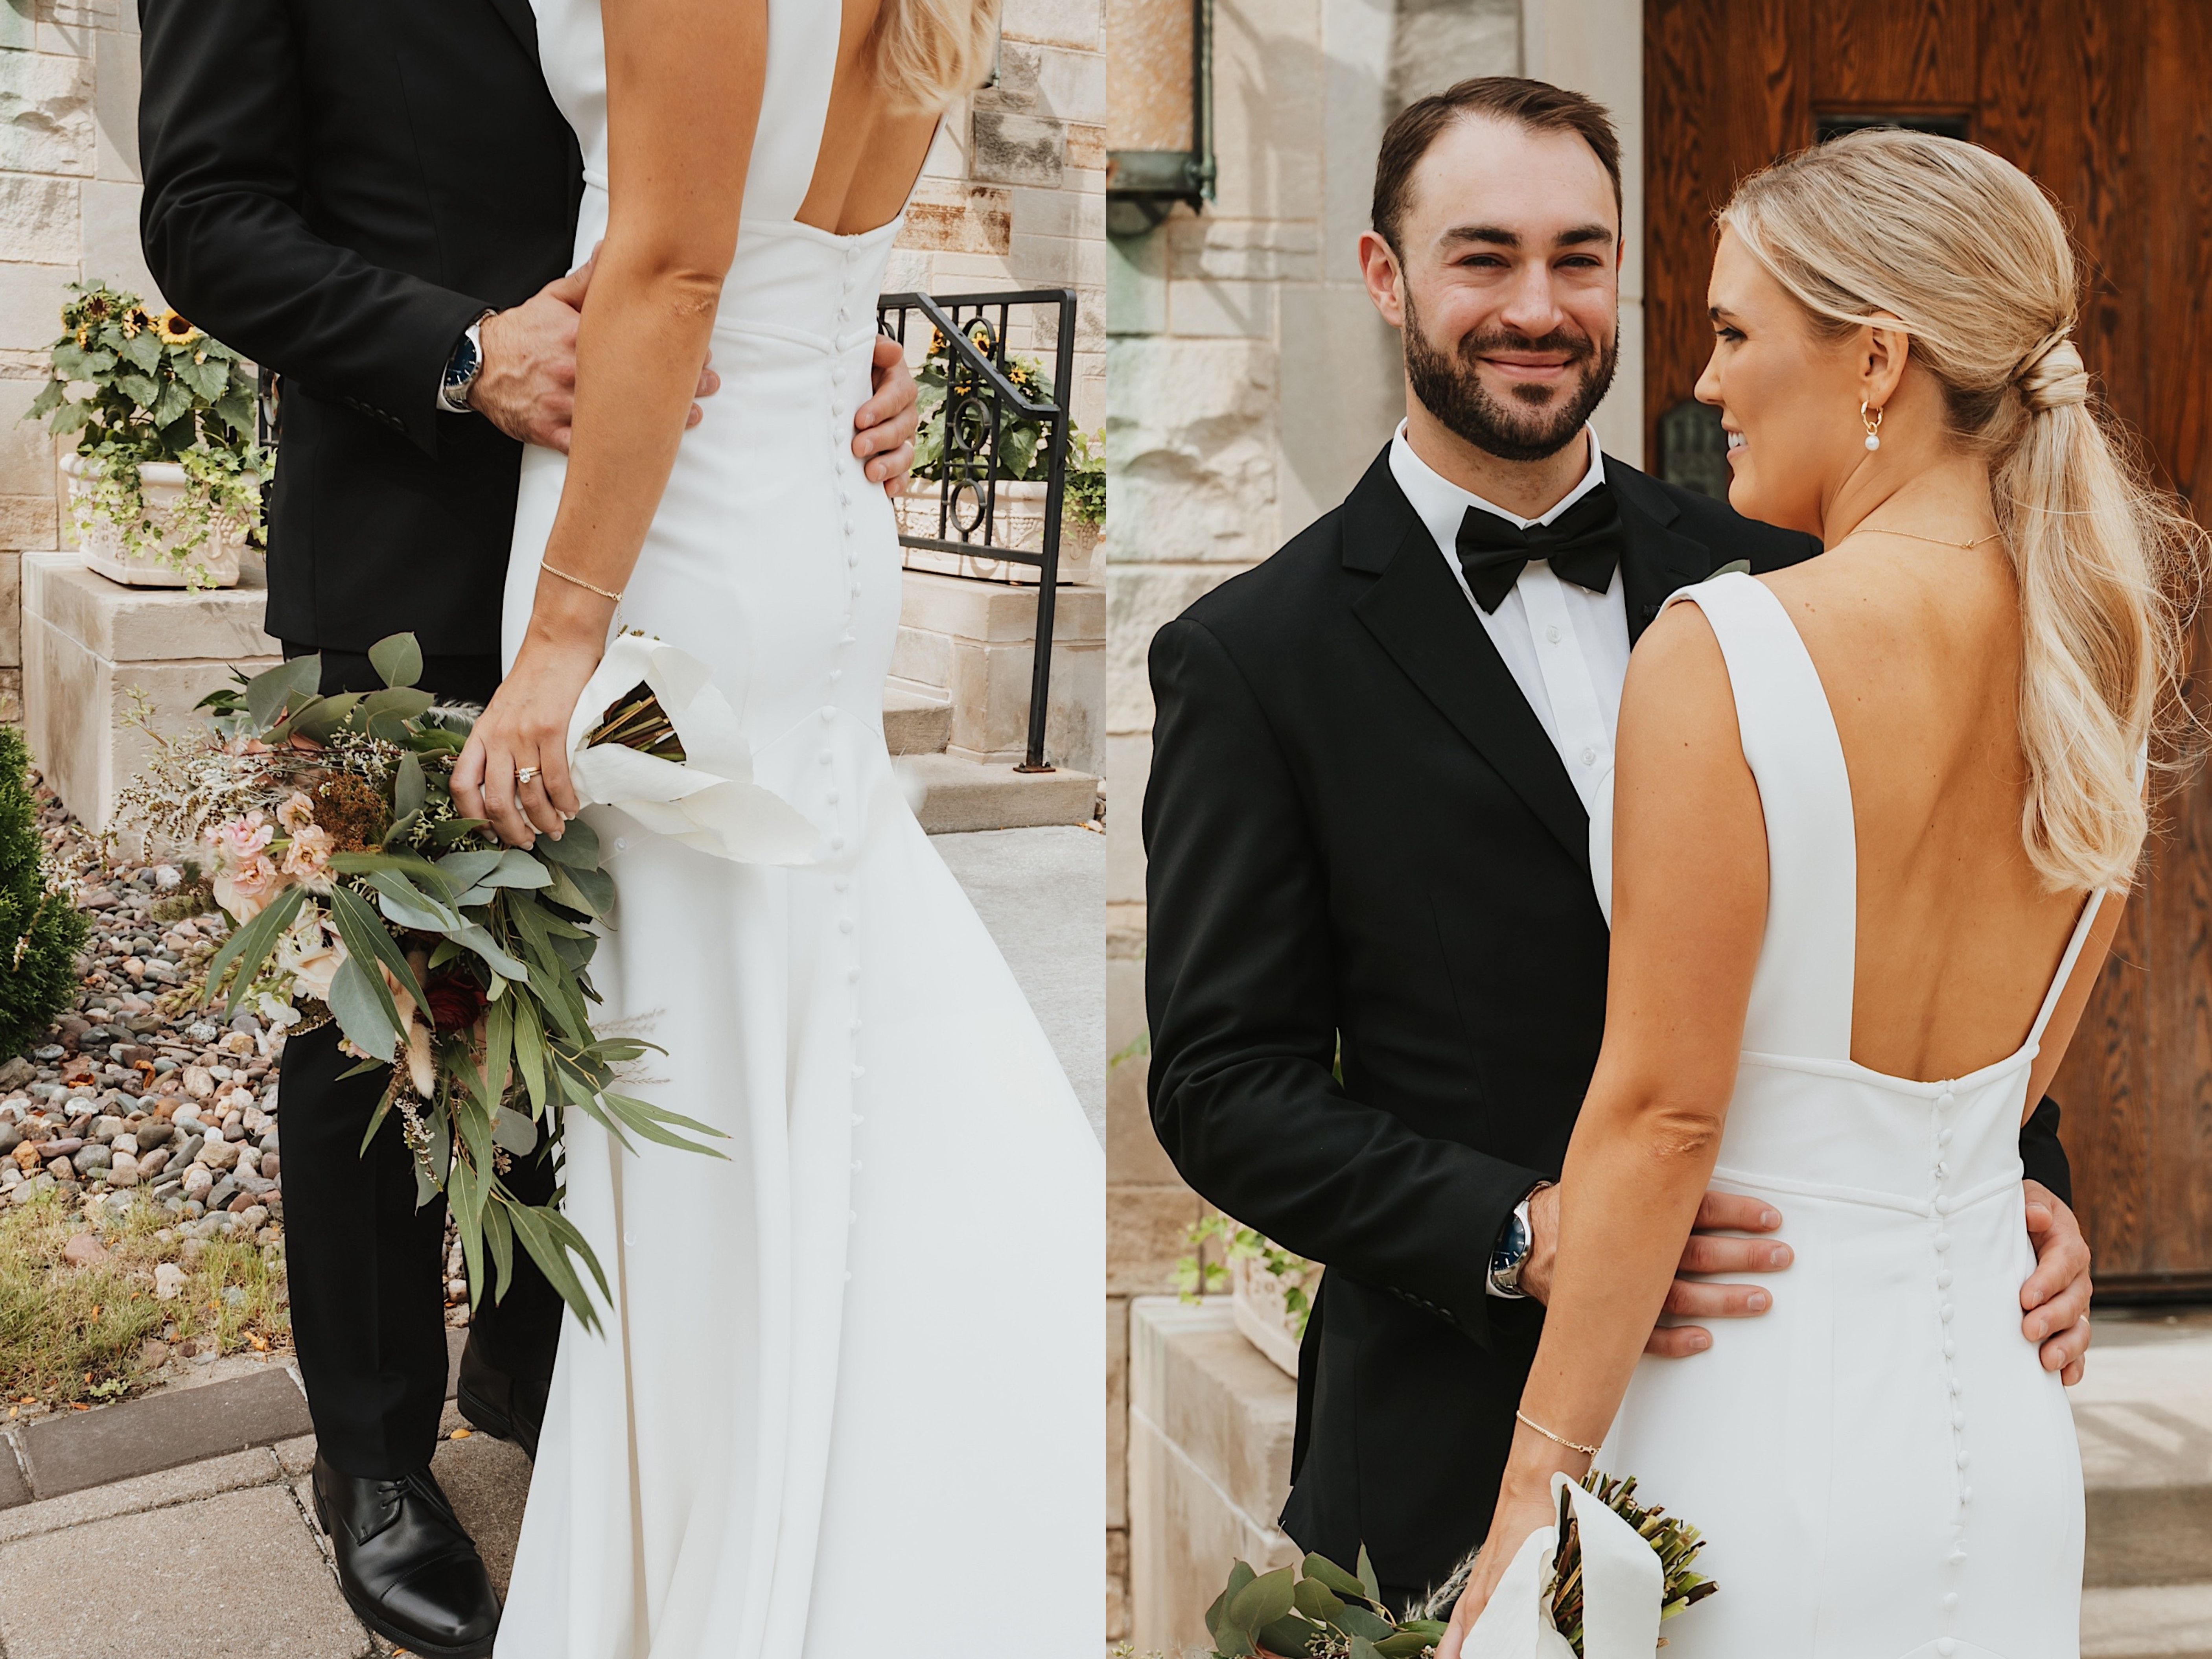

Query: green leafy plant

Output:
[1066, 426, 1105, 526]
[1178, 1210, 1319, 1340]
[912, 323, 1057, 484]
[1204, 1548, 1446, 1659]
[23, 280, 269, 588]
[0, 727, 88, 1059]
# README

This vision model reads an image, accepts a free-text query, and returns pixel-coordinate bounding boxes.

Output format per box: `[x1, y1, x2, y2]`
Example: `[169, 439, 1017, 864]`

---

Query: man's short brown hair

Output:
[1372, 77, 1623, 254]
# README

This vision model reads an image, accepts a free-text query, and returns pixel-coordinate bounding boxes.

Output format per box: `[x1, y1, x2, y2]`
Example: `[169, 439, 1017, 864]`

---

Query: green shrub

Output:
[0, 727, 86, 1059]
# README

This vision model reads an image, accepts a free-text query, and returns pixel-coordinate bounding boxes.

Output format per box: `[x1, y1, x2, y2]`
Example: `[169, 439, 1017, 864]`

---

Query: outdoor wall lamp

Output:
[1105, 0, 1215, 233]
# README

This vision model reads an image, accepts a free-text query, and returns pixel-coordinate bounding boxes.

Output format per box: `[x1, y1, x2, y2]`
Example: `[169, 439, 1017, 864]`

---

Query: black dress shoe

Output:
[312, 1456, 501, 1659]
[455, 1336, 549, 1461]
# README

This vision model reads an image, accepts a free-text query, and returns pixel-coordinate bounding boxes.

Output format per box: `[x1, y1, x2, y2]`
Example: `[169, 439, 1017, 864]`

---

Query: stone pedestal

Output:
[892, 569, 1104, 778]
[20, 552, 279, 833]
[1128, 1296, 1300, 1657]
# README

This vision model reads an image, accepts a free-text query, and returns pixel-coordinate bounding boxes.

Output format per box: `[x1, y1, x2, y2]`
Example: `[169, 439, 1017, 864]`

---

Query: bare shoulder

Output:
[1619, 593, 1737, 755]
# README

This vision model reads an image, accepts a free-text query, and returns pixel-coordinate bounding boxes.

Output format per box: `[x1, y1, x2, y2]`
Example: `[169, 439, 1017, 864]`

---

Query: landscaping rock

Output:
[60, 1232, 109, 1267]
[153, 1263, 187, 1300]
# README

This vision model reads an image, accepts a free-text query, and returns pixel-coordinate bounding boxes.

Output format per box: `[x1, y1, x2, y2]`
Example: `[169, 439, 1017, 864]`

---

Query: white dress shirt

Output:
[1387, 421, 1630, 819]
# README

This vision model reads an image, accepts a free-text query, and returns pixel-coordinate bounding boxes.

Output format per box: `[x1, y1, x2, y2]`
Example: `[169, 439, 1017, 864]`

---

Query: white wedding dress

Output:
[492, 5, 1104, 1654]
[1588, 574, 2090, 1657]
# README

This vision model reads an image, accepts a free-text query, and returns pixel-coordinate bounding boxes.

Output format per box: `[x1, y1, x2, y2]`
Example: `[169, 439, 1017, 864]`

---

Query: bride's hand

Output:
[453, 632, 602, 847]
[1438, 1487, 1560, 1659]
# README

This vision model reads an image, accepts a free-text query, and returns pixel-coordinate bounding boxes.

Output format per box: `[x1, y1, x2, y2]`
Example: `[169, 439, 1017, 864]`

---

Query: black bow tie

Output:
[1453, 483, 1626, 613]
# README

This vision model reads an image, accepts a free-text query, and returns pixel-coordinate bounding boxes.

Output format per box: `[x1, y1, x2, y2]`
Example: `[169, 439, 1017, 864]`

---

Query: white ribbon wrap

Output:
[564, 633, 819, 865]
[1462, 1474, 1664, 1659]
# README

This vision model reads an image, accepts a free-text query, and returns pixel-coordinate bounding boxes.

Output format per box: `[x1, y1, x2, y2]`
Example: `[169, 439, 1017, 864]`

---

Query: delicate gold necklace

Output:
[1862, 526, 2004, 551]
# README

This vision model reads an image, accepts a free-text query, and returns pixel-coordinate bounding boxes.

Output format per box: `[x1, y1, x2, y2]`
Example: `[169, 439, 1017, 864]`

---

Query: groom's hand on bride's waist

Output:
[2021, 1180, 2092, 1385]
[1521, 1186, 1793, 1357]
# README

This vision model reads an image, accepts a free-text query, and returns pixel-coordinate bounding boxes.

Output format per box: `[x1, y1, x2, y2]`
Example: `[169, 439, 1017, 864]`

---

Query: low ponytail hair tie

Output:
[2017, 331, 2089, 413]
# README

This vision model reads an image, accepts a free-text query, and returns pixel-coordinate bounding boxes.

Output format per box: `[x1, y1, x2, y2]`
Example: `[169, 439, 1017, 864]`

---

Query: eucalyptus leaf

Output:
[436, 848, 506, 892]
[394, 751, 427, 819]
[1356, 1545, 1382, 1607]
[244, 655, 321, 728]
[202, 884, 306, 1011]
[1348, 1637, 1383, 1659]
[534, 815, 601, 868]
[1230, 1567, 1297, 1634]
[327, 955, 401, 1063]
[368, 633, 425, 690]
[492, 1106, 540, 1157]
[1302, 1556, 1369, 1604]
[327, 882, 429, 1016]
[368, 870, 461, 934]
[1257, 1615, 1318, 1656]
[451, 922, 529, 982]
[1293, 1576, 1347, 1625]
[1335, 1605, 1394, 1642]
[479, 849, 554, 889]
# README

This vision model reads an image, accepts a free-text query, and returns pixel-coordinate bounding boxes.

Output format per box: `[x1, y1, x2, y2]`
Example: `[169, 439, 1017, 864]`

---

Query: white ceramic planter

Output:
[895, 478, 1101, 586]
[62, 453, 250, 589]
[1230, 1250, 1321, 1379]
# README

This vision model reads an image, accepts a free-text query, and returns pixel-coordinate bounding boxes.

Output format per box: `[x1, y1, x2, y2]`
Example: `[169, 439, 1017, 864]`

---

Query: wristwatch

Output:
[438, 310, 496, 413]
[1488, 1182, 1551, 1299]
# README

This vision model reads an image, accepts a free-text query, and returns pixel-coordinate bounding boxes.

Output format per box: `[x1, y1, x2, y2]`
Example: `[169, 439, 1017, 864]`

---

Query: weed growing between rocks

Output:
[0, 1187, 289, 1409]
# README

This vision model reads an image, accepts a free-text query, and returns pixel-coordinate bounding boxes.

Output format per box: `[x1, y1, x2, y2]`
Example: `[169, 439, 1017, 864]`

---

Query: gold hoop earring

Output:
[1860, 401, 1884, 452]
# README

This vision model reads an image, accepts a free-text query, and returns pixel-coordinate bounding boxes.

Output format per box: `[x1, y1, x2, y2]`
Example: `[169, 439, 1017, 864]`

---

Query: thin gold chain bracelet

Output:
[1515, 1409, 1602, 1458]
[542, 561, 623, 603]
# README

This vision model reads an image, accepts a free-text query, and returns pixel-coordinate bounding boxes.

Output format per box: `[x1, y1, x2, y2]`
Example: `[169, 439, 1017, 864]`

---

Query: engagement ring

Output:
[516, 766, 541, 784]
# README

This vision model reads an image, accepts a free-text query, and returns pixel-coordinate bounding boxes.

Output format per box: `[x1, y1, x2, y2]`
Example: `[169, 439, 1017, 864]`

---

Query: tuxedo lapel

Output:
[1612, 465, 1720, 643]
[484, 0, 540, 60]
[1343, 453, 1591, 871]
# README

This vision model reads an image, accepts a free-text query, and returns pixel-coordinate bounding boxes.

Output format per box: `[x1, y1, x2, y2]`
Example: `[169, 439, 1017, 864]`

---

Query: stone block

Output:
[0, 48, 93, 175]
[991, 39, 1108, 124]
[0, 174, 78, 266]
[1107, 1293, 1130, 1528]
[1166, 275, 1276, 338]
[0, 377, 59, 493]
[1105, 729, 1151, 906]
[1390, 0, 1521, 108]
[0, 0, 33, 51]
[1066, 122, 1105, 171]
[902, 750, 1099, 832]
[1005, 0, 1098, 49]
[1108, 951, 1180, 1185]
[972, 109, 1066, 188]
[22, 553, 280, 832]
[0, 491, 57, 551]
[1109, 226, 1168, 336]
[1278, 282, 1405, 538]
[0, 259, 72, 353]
[899, 179, 1011, 256]
[0, 550, 17, 666]
[1109, 1178, 1204, 1296]
[1128, 1297, 1300, 1656]
[895, 569, 1104, 775]
[0, 668, 19, 726]
[92, 24, 139, 180]
[1010, 181, 1104, 241]
[81, 177, 159, 305]
[1168, 216, 1323, 284]
[1106, 335, 1279, 567]
[0, 1484, 367, 1659]
[1107, 563, 1234, 733]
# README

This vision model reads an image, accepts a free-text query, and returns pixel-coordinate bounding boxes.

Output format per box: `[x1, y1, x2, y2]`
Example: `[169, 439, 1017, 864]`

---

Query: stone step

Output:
[899, 750, 1100, 834]
[2081, 1583, 2212, 1658]
[882, 685, 951, 755]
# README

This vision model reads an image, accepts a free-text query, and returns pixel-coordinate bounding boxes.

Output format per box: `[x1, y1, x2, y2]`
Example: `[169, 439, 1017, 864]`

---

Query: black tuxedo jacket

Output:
[137, 0, 584, 658]
[1142, 446, 2073, 1594]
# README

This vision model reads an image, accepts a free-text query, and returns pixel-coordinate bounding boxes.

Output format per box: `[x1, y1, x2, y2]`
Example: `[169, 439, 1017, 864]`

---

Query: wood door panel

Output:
[1810, 0, 1976, 106]
[1645, 0, 2212, 1290]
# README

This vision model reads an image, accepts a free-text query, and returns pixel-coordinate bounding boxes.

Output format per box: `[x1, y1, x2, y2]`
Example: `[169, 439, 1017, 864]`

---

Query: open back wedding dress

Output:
[1590, 573, 2090, 1658]
[493, 5, 1104, 1653]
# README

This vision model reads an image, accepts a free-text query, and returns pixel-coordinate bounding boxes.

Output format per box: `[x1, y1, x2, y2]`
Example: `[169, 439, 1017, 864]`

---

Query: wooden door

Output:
[1645, 0, 2212, 1294]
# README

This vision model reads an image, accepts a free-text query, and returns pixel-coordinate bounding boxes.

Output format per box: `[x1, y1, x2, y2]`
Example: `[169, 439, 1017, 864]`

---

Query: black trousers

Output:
[278, 643, 563, 1476]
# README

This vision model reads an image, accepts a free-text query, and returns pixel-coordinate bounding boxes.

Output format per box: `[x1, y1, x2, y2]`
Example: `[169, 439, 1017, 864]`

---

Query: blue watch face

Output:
[446, 336, 478, 389]
[1492, 1210, 1530, 1276]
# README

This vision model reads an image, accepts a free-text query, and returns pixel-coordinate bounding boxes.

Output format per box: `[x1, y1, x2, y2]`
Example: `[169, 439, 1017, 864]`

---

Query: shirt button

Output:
[1580, 747, 1596, 766]
[1936, 1270, 1953, 1289]
[1545, 624, 1562, 644]
[614, 837, 628, 851]
[821, 707, 836, 722]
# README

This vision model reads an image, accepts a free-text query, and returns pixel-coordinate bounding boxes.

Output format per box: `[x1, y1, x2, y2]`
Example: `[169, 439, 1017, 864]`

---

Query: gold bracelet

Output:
[1515, 1409, 1602, 1458]
[542, 561, 622, 603]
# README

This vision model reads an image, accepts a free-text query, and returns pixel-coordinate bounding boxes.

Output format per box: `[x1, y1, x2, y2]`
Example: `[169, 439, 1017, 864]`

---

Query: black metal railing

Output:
[875, 287, 1079, 773]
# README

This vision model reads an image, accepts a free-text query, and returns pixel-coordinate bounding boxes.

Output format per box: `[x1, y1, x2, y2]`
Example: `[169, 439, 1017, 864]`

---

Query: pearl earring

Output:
[1860, 401, 1884, 452]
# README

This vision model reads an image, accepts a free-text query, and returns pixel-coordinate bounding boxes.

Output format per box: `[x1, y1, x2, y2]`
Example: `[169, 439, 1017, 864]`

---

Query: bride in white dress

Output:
[450, 2, 1103, 1654]
[1445, 132, 2201, 1656]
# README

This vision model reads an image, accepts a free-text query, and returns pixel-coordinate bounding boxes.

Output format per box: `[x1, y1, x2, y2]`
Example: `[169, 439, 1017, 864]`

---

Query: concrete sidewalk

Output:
[0, 825, 1100, 1659]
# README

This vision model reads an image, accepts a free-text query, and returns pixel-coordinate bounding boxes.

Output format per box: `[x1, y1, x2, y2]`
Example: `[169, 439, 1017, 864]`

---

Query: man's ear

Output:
[1357, 229, 1407, 330]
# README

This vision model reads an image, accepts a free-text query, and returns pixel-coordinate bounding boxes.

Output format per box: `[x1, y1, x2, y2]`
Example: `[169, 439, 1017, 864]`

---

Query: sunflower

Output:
[121, 306, 154, 337]
[155, 310, 204, 346]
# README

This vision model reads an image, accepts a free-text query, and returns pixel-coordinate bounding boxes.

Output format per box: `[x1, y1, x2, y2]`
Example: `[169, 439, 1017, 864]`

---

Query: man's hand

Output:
[2022, 1179, 2093, 1385]
[855, 334, 919, 493]
[1521, 1185, 1791, 1356]
[470, 248, 718, 451]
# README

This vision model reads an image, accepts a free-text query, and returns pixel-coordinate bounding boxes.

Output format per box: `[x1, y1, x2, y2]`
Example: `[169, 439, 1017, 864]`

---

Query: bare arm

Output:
[1443, 602, 1767, 1653]
[452, 0, 769, 845]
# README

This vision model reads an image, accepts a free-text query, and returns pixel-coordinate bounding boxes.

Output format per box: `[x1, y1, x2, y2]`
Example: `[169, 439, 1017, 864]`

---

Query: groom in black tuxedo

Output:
[135, 4, 917, 1653]
[1144, 77, 2098, 1610]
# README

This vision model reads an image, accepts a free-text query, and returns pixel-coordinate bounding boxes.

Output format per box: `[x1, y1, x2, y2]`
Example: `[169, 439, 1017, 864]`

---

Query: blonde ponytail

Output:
[1720, 128, 2206, 893]
[873, 0, 1000, 113]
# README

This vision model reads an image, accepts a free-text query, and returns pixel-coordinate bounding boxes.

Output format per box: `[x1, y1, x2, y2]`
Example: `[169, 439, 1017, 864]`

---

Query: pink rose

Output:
[212, 853, 280, 924]
[276, 791, 316, 834]
[280, 822, 336, 885]
[206, 811, 273, 869]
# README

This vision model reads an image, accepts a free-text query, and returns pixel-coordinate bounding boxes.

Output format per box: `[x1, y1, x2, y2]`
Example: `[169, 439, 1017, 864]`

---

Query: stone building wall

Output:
[0, 0, 151, 729]
[1101, 0, 1641, 1641]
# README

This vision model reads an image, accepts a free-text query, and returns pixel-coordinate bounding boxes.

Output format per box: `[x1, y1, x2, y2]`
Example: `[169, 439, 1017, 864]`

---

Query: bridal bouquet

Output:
[119, 631, 809, 1331]
[1199, 1474, 1714, 1659]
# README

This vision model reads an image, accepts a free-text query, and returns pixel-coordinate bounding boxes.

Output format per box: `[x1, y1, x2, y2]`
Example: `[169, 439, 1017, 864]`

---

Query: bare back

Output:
[794, 0, 945, 237]
[1763, 539, 2107, 1090]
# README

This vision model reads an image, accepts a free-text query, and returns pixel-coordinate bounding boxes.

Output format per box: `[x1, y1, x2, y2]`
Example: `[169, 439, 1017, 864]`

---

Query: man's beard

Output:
[1402, 289, 1619, 463]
